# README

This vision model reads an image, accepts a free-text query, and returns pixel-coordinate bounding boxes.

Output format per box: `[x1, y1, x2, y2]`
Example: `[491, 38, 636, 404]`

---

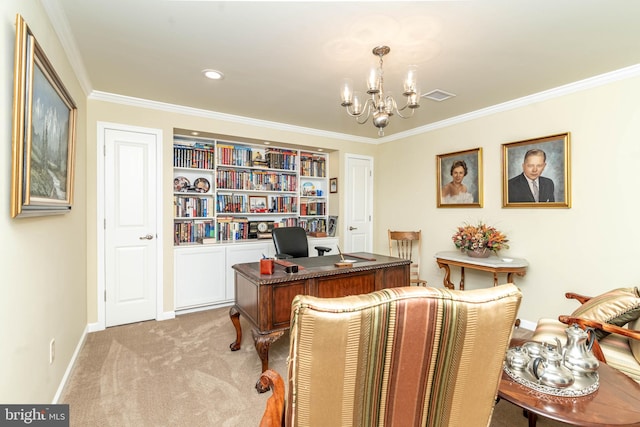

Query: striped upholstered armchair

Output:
[259, 284, 522, 427]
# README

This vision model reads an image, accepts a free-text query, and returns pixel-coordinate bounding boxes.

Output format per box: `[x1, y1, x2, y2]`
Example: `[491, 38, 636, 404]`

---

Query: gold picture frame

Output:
[436, 148, 483, 208]
[502, 133, 571, 208]
[11, 15, 77, 218]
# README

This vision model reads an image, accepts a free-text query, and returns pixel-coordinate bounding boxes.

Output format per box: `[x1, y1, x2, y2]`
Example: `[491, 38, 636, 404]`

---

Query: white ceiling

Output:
[46, 0, 640, 140]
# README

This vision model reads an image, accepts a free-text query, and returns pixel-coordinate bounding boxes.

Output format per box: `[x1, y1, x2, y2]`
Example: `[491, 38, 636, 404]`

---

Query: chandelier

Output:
[340, 46, 420, 136]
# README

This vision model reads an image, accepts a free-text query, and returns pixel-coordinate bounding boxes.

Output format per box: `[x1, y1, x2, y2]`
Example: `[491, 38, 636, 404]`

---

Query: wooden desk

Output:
[435, 250, 528, 290]
[499, 339, 640, 427]
[229, 253, 410, 376]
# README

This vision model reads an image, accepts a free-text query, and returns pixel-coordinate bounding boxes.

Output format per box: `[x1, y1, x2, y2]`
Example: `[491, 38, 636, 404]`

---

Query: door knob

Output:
[139, 234, 154, 240]
[349, 226, 358, 231]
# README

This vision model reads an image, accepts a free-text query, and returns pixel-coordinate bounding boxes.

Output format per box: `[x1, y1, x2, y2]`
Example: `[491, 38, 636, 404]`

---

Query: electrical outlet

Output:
[49, 338, 55, 364]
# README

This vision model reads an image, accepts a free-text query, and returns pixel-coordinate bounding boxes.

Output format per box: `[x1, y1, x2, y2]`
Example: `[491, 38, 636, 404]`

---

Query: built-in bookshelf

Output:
[173, 135, 329, 245]
[173, 137, 216, 245]
[299, 151, 328, 236]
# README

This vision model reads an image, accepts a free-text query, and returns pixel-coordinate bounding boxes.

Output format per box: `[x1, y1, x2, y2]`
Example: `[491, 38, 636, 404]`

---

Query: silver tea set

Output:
[505, 323, 600, 390]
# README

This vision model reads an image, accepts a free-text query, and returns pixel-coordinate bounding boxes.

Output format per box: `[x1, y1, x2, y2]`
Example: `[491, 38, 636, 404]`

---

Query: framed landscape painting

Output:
[502, 133, 571, 208]
[11, 15, 77, 218]
[436, 148, 483, 208]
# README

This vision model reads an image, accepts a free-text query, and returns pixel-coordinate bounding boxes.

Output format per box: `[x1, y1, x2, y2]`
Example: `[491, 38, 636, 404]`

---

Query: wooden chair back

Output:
[388, 229, 427, 286]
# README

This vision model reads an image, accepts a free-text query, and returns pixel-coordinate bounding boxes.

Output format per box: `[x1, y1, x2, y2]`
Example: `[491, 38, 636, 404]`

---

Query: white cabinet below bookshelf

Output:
[173, 237, 338, 313]
[174, 245, 226, 310]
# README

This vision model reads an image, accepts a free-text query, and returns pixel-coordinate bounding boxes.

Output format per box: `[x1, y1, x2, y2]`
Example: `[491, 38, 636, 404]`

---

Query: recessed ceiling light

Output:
[202, 69, 224, 80]
[263, 141, 271, 145]
[317, 148, 324, 152]
[191, 131, 199, 136]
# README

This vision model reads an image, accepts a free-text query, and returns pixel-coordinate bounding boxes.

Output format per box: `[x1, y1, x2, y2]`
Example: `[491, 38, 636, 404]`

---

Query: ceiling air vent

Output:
[422, 89, 456, 102]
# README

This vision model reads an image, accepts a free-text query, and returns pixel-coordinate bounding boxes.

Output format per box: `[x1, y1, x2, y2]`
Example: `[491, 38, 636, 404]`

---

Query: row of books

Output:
[174, 196, 210, 218]
[216, 194, 248, 213]
[300, 154, 327, 177]
[265, 149, 297, 171]
[299, 218, 327, 233]
[174, 220, 215, 245]
[216, 169, 298, 191]
[270, 196, 298, 213]
[217, 144, 252, 167]
[300, 201, 326, 216]
[216, 216, 249, 241]
[173, 144, 216, 170]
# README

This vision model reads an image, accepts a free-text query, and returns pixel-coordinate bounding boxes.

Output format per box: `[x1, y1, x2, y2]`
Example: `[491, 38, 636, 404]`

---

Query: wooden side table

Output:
[498, 338, 640, 426]
[435, 250, 528, 290]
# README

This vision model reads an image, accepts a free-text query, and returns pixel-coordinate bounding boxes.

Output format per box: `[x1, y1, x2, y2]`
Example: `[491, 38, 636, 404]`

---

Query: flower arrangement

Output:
[452, 221, 509, 253]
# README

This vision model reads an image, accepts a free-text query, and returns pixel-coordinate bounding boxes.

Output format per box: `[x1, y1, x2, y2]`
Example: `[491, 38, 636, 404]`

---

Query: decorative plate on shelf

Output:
[174, 176, 190, 192]
[302, 182, 316, 196]
[194, 177, 210, 193]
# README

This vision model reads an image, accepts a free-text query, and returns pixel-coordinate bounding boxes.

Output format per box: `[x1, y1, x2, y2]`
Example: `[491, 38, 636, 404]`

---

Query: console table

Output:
[229, 252, 410, 389]
[435, 250, 528, 290]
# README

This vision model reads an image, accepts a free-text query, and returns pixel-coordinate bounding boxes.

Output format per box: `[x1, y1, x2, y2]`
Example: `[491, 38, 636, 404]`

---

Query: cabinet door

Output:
[175, 246, 226, 309]
[225, 242, 272, 299]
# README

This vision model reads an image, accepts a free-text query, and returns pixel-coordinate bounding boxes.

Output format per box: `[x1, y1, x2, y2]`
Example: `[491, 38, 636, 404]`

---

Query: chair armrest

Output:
[258, 369, 285, 427]
[558, 315, 640, 341]
[274, 253, 293, 260]
[314, 246, 331, 256]
[564, 292, 592, 305]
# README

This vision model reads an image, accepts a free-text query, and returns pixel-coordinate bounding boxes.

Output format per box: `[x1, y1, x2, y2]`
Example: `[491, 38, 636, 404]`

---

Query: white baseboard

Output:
[52, 324, 89, 404]
[518, 318, 536, 331]
[157, 310, 175, 321]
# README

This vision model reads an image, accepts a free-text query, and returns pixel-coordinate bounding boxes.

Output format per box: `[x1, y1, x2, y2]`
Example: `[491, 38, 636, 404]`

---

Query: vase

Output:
[466, 248, 491, 258]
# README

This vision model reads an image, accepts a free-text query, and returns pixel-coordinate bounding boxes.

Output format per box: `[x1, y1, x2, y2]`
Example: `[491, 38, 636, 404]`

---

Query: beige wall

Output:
[85, 100, 377, 323]
[375, 74, 640, 323]
[4, 0, 640, 404]
[0, 0, 87, 402]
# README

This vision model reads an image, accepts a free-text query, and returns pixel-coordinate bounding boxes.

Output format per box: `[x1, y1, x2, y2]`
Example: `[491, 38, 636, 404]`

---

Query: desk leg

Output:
[493, 273, 499, 286]
[229, 306, 242, 351]
[437, 261, 455, 290]
[459, 267, 465, 291]
[253, 328, 285, 393]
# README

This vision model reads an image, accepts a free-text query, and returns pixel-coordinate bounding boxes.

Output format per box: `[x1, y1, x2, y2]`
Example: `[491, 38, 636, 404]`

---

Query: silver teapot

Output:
[506, 346, 530, 371]
[562, 323, 600, 375]
[531, 339, 575, 388]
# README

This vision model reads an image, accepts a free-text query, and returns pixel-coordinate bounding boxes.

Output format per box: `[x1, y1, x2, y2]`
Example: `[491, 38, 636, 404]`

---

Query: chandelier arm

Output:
[344, 98, 371, 119]
[355, 105, 372, 124]
[395, 103, 418, 119]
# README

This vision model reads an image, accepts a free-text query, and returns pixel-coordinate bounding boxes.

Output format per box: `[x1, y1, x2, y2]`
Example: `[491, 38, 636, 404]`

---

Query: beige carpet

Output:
[60, 307, 568, 426]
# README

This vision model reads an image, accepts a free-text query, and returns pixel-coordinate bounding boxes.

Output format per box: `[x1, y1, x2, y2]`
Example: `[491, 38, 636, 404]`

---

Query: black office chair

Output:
[272, 226, 332, 259]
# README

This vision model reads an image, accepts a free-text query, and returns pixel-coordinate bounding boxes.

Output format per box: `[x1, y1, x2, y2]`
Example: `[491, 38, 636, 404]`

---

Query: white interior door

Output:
[344, 154, 373, 252]
[104, 127, 159, 327]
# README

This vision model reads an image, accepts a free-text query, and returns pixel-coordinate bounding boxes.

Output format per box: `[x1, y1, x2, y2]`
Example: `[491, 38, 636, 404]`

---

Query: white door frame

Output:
[343, 153, 374, 252]
[93, 122, 166, 332]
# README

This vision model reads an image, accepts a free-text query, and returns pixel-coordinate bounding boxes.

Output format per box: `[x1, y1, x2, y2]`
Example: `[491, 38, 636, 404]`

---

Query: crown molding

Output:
[41, 0, 93, 96]
[90, 64, 640, 144]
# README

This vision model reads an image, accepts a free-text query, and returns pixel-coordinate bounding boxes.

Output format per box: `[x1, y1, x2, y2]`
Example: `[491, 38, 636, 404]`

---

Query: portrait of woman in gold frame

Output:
[436, 148, 483, 208]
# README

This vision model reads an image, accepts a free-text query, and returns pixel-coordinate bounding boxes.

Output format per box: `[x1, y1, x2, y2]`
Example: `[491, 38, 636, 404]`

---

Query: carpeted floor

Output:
[60, 307, 568, 426]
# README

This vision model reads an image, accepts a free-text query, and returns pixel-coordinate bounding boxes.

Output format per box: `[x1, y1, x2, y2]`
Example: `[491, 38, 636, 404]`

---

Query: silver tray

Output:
[503, 363, 599, 397]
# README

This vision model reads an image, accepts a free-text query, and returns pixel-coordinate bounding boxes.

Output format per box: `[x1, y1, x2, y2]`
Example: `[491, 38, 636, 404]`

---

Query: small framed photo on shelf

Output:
[330, 177, 338, 193]
[328, 215, 338, 237]
[436, 148, 483, 208]
[249, 196, 268, 213]
[502, 132, 571, 208]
